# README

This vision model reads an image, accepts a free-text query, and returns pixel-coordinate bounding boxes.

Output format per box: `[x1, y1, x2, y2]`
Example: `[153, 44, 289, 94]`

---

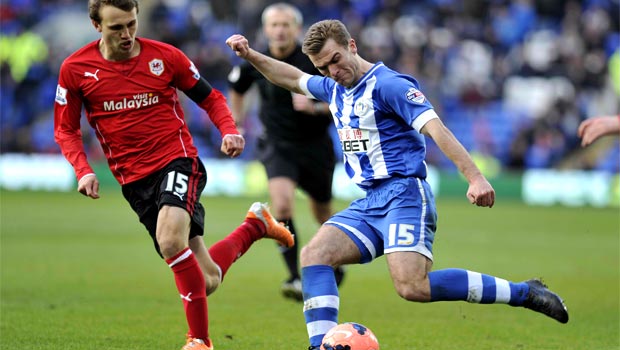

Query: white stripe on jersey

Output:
[358, 76, 387, 177]
[328, 86, 339, 130]
[339, 92, 365, 183]
[340, 93, 354, 126]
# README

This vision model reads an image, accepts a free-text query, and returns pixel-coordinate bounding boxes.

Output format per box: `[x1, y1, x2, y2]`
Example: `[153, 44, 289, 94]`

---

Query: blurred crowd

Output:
[1, 0, 618, 173]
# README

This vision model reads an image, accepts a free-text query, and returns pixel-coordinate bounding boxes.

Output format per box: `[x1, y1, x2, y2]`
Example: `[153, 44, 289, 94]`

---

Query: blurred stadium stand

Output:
[1, 0, 618, 174]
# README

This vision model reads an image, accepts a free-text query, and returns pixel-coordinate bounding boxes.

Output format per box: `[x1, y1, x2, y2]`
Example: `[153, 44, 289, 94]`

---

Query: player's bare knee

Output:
[157, 238, 185, 259]
[300, 243, 330, 267]
[300, 245, 316, 266]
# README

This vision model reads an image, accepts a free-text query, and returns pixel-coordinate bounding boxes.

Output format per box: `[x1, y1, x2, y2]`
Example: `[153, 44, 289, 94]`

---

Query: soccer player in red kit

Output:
[53, 1, 293, 349]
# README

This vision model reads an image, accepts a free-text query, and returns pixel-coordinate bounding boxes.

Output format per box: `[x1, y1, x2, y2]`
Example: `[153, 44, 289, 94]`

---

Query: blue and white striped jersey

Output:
[299, 62, 438, 189]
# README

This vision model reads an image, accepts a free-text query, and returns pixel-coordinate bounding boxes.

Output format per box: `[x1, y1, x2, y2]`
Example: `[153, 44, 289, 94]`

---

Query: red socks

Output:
[166, 248, 209, 341]
[165, 219, 265, 340]
[208, 220, 264, 281]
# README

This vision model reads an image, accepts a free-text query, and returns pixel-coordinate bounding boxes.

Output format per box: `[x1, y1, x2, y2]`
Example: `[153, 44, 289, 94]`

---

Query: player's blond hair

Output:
[302, 20, 351, 55]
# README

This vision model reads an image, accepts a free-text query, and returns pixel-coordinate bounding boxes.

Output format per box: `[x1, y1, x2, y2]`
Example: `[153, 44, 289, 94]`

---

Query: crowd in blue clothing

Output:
[1, 0, 618, 173]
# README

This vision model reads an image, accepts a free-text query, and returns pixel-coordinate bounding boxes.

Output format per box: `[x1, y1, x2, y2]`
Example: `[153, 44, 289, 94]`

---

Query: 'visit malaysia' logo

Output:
[103, 92, 160, 111]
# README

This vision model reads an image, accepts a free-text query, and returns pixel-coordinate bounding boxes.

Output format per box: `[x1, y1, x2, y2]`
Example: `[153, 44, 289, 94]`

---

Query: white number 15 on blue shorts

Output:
[325, 177, 437, 264]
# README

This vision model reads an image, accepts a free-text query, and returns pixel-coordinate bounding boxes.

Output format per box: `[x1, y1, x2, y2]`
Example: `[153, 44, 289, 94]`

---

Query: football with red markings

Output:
[321, 322, 379, 350]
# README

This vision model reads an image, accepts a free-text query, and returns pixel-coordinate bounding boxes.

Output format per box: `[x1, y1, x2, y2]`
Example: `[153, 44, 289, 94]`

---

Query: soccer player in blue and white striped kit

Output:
[226, 19, 569, 349]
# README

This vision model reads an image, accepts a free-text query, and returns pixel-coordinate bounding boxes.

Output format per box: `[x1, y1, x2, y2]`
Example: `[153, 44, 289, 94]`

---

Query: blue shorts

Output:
[326, 177, 437, 263]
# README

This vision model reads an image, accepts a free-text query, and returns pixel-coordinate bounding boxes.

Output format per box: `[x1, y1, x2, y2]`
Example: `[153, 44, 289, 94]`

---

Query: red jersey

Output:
[55, 38, 222, 185]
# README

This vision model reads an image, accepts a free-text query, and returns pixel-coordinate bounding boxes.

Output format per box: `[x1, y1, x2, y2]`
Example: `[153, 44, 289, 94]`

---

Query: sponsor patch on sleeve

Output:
[55, 84, 67, 105]
[189, 61, 201, 80]
[405, 87, 426, 104]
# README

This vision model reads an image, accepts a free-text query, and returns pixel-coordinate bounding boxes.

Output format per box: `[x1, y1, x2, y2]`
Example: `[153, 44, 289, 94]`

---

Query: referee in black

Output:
[227, 2, 344, 301]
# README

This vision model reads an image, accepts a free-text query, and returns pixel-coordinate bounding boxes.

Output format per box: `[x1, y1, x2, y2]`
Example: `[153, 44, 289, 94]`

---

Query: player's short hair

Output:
[88, 0, 139, 23]
[261, 2, 303, 27]
[302, 20, 351, 55]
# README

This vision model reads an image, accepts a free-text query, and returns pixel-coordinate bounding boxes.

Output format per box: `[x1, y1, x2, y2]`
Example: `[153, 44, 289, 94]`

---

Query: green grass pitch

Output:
[1, 190, 618, 349]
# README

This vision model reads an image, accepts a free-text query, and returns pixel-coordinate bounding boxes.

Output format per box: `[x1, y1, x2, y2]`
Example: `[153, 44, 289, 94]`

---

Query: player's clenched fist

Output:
[466, 175, 495, 208]
[226, 35, 250, 58]
[221, 133, 245, 158]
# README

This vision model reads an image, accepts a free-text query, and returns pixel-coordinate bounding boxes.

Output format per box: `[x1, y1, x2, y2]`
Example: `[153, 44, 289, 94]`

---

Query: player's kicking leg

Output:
[426, 268, 568, 322]
[388, 253, 569, 323]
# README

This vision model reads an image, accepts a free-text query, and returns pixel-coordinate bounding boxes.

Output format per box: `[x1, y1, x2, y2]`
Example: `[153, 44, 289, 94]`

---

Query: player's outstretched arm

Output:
[421, 118, 495, 207]
[226, 34, 305, 94]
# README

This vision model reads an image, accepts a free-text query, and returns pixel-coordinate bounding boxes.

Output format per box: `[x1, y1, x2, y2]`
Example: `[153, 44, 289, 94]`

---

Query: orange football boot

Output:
[181, 337, 213, 350]
[246, 202, 294, 247]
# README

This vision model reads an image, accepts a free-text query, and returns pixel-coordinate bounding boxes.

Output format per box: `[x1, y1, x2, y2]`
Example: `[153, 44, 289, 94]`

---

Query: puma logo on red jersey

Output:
[84, 69, 100, 81]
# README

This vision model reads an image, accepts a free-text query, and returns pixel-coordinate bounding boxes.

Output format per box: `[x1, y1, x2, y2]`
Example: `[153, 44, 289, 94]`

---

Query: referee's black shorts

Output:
[121, 157, 206, 257]
[257, 136, 336, 203]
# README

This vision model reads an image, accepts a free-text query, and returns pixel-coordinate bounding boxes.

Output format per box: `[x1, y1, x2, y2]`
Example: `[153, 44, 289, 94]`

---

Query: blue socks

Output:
[302, 265, 339, 347]
[429, 268, 529, 306]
